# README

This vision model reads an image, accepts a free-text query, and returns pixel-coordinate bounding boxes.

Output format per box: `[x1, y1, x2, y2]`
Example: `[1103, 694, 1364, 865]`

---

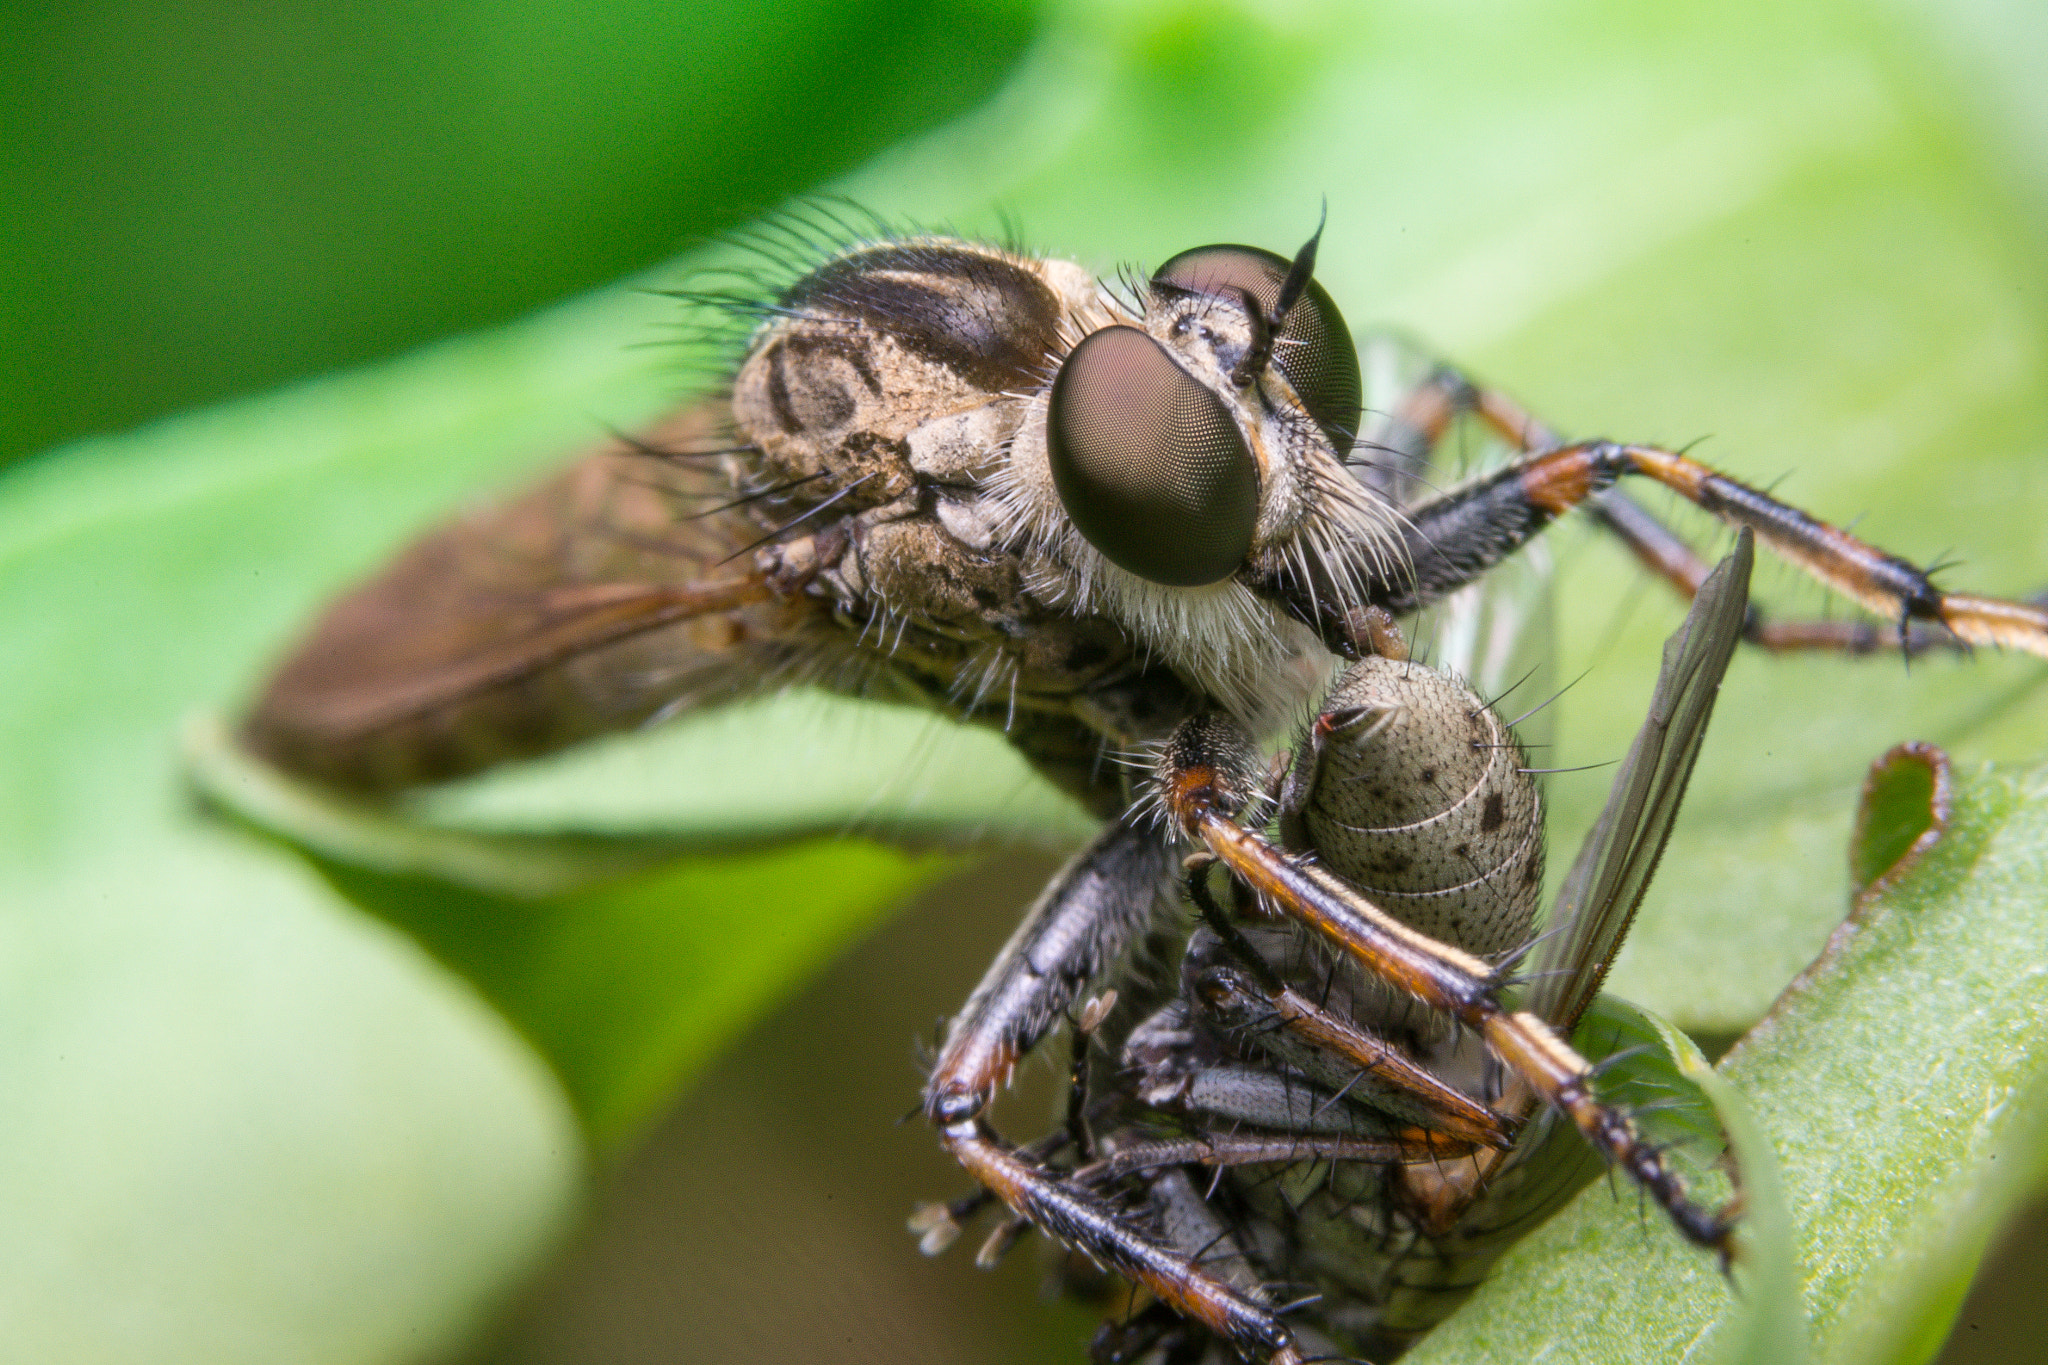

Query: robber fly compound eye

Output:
[1046, 324, 1261, 586]
[1044, 229, 1366, 590]
[1152, 241, 1363, 454]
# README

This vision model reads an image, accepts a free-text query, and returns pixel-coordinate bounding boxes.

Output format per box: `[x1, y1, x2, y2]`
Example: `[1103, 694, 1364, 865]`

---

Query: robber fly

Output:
[240, 209, 2048, 1362]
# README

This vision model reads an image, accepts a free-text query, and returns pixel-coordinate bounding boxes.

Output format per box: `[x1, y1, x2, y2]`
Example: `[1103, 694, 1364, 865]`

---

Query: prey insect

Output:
[238, 207, 2048, 1358]
[915, 536, 1752, 1362]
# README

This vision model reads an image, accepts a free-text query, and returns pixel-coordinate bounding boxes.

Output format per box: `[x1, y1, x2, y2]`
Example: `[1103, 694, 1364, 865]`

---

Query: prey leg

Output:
[929, 850, 1498, 1364]
[1081, 1166, 1289, 1365]
[1364, 365, 2043, 657]
[1152, 713, 1736, 1259]
[1183, 858, 1512, 1150]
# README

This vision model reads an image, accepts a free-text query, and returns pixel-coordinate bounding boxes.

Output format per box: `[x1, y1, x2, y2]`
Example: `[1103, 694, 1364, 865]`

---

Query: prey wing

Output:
[1527, 530, 1754, 1031]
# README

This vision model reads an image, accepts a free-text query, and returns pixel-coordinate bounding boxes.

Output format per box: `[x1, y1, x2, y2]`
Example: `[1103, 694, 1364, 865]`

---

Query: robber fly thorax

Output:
[240, 207, 2048, 1364]
[250, 237, 1284, 805]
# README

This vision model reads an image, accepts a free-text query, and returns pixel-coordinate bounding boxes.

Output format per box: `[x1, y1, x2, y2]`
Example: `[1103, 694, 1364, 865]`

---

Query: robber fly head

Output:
[991, 220, 1409, 719]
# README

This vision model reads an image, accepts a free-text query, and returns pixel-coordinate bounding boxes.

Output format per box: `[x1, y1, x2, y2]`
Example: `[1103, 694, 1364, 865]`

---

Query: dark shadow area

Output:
[1934, 1191, 2048, 1365]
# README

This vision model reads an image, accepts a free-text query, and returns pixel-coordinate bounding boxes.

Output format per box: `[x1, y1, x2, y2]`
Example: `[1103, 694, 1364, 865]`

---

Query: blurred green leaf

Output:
[0, 0, 1037, 463]
[309, 836, 958, 1146]
[10, 0, 2048, 1361]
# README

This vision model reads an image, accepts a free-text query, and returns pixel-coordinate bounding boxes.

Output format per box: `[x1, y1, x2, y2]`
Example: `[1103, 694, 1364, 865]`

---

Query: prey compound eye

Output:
[1152, 243, 1362, 456]
[1047, 325, 1260, 586]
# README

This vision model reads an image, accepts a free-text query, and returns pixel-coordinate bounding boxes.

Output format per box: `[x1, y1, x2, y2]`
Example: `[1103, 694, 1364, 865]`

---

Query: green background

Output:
[2, 0, 1035, 464]
[7, 1, 2048, 1362]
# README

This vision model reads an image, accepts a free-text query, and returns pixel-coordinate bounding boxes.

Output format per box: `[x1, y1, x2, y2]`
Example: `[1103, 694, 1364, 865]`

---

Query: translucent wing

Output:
[1353, 331, 1557, 748]
[1527, 529, 1754, 1030]
[1421, 541, 1554, 742]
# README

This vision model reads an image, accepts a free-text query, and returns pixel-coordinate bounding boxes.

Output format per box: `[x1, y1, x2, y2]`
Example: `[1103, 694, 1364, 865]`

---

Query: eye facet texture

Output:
[1047, 325, 1260, 586]
[1152, 243, 1362, 455]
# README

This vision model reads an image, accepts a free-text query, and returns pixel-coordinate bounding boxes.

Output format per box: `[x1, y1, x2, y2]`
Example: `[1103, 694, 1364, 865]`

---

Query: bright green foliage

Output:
[1411, 758, 2048, 1365]
[7, 0, 2048, 1362]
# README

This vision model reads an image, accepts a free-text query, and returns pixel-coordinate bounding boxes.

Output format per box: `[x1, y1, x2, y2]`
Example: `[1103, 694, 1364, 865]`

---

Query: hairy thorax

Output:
[724, 238, 1343, 802]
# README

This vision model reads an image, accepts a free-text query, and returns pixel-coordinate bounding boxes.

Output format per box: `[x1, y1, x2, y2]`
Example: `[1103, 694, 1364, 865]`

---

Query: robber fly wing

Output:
[1360, 331, 1561, 749]
[1424, 539, 1555, 748]
[242, 400, 826, 794]
[1527, 529, 1753, 1032]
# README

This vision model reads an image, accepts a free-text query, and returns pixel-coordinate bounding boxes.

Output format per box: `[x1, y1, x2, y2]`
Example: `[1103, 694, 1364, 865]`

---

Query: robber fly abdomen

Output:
[238, 209, 2048, 1362]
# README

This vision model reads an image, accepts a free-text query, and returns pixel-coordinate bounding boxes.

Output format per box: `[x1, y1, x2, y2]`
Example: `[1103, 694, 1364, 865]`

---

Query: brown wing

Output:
[243, 401, 836, 794]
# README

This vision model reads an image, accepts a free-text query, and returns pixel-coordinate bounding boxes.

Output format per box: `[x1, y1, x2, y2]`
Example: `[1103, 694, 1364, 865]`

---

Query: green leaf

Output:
[1408, 757, 2048, 1364]
[304, 835, 958, 1147]
[1849, 744, 1951, 897]
[1511, 995, 1808, 1365]
[1645, 1010, 1805, 1365]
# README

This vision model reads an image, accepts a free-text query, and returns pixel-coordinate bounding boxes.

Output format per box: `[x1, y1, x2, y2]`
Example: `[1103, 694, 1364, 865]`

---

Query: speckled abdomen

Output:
[1282, 656, 1543, 957]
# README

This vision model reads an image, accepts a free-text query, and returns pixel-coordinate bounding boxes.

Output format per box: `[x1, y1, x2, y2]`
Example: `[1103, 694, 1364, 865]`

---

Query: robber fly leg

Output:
[942, 1123, 1307, 1365]
[923, 818, 1174, 1126]
[1360, 439, 2048, 658]
[915, 822, 1167, 1255]
[1183, 859, 1512, 1149]
[1369, 362, 2012, 656]
[1596, 443, 2045, 654]
[1586, 478, 1970, 655]
[919, 825, 1206, 1283]
[1153, 712, 1736, 1258]
[1380, 365, 1776, 641]
[1587, 459, 2031, 654]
